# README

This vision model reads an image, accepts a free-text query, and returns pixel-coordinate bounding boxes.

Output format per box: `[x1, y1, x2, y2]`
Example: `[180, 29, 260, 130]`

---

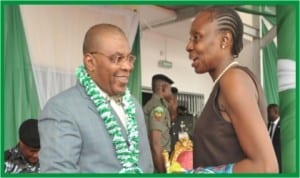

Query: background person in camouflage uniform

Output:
[143, 74, 174, 173]
[4, 119, 40, 173]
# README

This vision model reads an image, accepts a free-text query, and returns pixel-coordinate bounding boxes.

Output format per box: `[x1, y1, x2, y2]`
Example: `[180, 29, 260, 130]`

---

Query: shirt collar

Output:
[94, 84, 122, 104]
[272, 117, 280, 125]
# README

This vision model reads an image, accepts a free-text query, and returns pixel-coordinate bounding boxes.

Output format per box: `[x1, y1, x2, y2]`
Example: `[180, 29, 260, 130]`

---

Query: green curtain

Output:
[262, 20, 279, 104]
[128, 25, 142, 104]
[276, 5, 296, 173]
[4, 5, 41, 150]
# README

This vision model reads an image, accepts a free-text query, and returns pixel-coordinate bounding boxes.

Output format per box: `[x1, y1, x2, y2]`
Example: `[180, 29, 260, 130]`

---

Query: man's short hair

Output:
[171, 87, 178, 95]
[267, 103, 278, 111]
[19, 119, 40, 149]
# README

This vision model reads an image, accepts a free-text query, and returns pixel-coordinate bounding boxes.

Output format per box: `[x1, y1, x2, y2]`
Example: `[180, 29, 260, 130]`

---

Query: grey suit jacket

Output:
[38, 83, 154, 173]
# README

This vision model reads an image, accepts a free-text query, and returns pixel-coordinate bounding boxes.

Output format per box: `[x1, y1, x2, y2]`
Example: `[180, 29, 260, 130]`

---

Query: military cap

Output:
[19, 119, 40, 148]
[152, 74, 174, 84]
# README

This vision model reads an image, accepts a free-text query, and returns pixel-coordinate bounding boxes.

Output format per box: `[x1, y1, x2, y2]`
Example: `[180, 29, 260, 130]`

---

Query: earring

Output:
[221, 45, 225, 49]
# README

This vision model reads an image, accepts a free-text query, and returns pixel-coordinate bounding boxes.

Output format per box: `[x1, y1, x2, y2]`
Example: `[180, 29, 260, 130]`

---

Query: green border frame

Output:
[1, 0, 299, 178]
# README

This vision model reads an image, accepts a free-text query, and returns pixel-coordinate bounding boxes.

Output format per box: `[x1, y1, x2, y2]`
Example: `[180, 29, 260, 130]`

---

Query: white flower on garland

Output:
[76, 65, 142, 173]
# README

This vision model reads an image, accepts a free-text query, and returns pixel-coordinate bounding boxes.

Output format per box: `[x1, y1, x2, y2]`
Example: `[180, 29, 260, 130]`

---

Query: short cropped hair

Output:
[267, 103, 279, 111]
[19, 119, 40, 148]
[82, 23, 126, 54]
[171, 87, 178, 95]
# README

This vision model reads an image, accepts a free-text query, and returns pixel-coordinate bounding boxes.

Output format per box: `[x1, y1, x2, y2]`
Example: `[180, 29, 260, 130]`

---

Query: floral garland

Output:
[76, 65, 142, 173]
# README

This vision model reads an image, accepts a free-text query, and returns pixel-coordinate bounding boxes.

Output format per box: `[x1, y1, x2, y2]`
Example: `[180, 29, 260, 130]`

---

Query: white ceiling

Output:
[119, 5, 257, 43]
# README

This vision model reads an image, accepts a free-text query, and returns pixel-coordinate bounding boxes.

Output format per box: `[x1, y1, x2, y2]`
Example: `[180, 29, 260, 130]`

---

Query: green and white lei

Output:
[76, 65, 142, 173]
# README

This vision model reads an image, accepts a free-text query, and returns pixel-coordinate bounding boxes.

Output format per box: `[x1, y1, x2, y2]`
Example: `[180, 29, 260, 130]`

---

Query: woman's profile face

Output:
[186, 12, 224, 74]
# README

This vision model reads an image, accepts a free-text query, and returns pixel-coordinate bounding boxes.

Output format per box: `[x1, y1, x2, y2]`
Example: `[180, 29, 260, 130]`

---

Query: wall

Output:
[20, 5, 261, 104]
[140, 30, 261, 103]
[20, 5, 138, 72]
[20, 5, 139, 107]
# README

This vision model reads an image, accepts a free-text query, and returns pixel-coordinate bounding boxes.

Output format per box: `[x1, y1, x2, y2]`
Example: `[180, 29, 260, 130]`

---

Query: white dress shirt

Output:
[269, 117, 280, 139]
[98, 87, 128, 130]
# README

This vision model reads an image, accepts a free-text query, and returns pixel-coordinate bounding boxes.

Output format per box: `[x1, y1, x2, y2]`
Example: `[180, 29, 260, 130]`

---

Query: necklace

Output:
[214, 61, 239, 84]
[76, 65, 142, 173]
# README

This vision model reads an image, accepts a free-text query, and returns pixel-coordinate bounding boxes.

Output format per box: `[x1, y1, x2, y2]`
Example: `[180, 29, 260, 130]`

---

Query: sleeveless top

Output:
[193, 66, 267, 168]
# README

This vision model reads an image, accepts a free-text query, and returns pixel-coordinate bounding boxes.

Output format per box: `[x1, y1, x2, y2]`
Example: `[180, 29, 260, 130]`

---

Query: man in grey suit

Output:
[38, 24, 154, 173]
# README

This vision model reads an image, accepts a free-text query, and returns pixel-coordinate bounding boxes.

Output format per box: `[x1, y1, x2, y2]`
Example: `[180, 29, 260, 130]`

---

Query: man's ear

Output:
[83, 53, 95, 72]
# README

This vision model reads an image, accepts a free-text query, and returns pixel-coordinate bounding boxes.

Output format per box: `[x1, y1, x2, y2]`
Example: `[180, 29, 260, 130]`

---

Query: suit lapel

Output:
[76, 83, 128, 139]
[76, 83, 99, 115]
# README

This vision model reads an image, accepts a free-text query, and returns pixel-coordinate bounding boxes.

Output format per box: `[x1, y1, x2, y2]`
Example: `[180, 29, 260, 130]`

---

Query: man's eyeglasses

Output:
[89, 51, 136, 65]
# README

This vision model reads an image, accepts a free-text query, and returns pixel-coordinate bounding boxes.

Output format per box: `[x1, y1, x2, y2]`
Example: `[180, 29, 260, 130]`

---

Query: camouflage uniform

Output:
[144, 94, 171, 151]
[4, 145, 39, 173]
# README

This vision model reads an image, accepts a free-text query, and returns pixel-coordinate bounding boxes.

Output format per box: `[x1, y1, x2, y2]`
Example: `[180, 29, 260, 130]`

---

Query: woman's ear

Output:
[220, 31, 233, 49]
[83, 53, 95, 72]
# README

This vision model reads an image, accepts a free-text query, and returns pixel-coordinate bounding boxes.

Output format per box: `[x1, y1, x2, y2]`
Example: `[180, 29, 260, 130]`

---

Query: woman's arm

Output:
[217, 68, 278, 173]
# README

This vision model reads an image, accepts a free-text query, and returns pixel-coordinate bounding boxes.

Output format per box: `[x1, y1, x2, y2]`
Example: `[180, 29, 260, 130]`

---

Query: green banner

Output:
[128, 25, 142, 104]
[262, 20, 279, 104]
[4, 5, 41, 149]
[276, 5, 296, 173]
